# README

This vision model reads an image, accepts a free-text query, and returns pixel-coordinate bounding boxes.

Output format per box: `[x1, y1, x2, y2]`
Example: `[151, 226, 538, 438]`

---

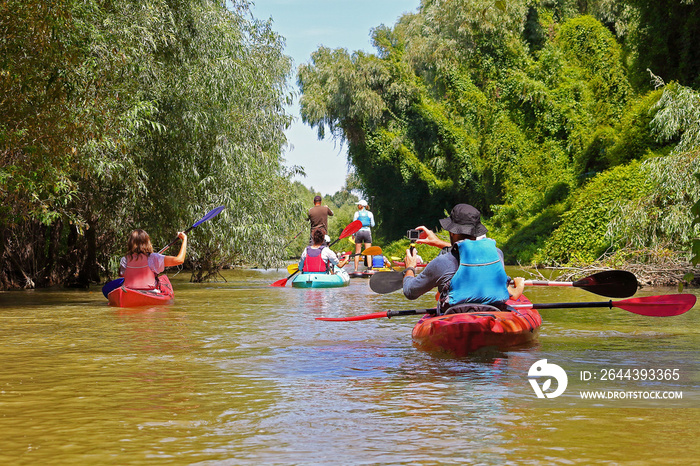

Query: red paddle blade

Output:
[316, 311, 389, 321]
[614, 294, 696, 317]
[339, 220, 362, 239]
[270, 277, 289, 287]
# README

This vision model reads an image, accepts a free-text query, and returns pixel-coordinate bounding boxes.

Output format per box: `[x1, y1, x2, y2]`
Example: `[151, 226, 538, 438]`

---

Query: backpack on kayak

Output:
[371, 255, 386, 268]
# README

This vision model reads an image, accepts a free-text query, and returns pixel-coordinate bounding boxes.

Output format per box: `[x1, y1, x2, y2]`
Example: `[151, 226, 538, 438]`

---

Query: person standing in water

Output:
[352, 199, 375, 272]
[307, 195, 334, 245]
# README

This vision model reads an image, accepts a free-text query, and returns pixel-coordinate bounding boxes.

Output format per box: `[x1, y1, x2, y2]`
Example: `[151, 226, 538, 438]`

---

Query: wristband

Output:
[403, 267, 416, 276]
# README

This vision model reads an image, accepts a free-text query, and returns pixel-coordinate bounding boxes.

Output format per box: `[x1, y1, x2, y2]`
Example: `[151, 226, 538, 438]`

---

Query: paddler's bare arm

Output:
[508, 277, 525, 300]
[164, 232, 187, 266]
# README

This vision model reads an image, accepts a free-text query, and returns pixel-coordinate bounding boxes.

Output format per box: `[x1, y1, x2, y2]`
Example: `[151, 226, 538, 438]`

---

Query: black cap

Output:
[439, 204, 488, 236]
[313, 195, 322, 203]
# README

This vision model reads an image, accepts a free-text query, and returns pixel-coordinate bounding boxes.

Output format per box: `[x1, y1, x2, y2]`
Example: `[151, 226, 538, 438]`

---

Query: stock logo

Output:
[528, 359, 568, 399]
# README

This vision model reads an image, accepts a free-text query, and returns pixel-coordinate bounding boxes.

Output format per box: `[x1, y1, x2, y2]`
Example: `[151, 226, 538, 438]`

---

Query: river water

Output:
[0, 267, 698, 464]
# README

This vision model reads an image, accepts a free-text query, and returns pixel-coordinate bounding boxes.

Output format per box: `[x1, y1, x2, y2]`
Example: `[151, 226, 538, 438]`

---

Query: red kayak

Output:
[412, 295, 541, 356]
[107, 276, 174, 307]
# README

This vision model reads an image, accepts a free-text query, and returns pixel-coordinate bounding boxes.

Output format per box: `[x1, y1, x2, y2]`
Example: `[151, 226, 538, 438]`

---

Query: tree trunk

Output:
[77, 218, 100, 287]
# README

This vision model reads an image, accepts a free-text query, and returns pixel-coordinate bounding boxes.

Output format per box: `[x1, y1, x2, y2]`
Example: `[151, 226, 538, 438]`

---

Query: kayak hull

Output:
[349, 267, 392, 279]
[412, 295, 541, 356]
[292, 267, 350, 288]
[107, 275, 174, 307]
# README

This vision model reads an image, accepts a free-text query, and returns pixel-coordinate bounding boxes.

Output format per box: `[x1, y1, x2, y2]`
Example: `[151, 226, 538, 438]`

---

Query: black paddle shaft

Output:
[159, 206, 225, 254]
[386, 308, 433, 318]
[531, 301, 613, 310]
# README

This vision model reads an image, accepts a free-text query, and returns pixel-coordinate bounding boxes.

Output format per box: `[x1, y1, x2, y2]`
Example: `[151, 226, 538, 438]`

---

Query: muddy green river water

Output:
[0, 267, 698, 464]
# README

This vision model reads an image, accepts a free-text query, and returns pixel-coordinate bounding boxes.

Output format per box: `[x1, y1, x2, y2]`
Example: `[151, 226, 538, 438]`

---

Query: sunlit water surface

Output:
[1, 267, 698, 464]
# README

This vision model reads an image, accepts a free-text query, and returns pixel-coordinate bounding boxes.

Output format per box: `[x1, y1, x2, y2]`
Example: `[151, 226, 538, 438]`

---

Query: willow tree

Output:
[0, 0, 301, 289]
[608, 82, 700, 259]
[0, 0, 136, 288]
[625, 0, 700, 90]
[121, 0, 304, 276]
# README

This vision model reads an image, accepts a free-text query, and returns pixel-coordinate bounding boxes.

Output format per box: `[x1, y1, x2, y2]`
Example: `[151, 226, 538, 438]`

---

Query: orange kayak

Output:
[412, 295, 541, 356]
[107, 276, 174, 307]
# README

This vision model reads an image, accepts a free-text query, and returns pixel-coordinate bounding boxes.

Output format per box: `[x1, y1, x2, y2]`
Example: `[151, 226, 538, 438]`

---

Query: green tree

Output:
[626, 0, 700, 90]
[0, 0, 301, 289]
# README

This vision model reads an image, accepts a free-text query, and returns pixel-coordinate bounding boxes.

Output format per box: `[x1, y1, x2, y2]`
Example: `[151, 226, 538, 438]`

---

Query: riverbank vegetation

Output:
[1, 0, 303, 289]
[298, 0, 700, 286]
[4, 1, 700, 290]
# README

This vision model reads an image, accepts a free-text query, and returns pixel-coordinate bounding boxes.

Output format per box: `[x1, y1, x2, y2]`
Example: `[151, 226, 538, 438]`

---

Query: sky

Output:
[249, 0, 422, 196]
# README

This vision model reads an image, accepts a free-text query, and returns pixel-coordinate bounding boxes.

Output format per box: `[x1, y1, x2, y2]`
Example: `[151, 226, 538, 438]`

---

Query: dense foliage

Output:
[298, 0, 700, 276]
[4, 0, 700, 289]
[1, 0, 301, 289]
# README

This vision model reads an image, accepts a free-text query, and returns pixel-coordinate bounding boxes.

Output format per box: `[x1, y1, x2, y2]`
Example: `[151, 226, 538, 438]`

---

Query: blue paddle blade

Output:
[102, 278, 124, 298]
[191, 206, 225, 229]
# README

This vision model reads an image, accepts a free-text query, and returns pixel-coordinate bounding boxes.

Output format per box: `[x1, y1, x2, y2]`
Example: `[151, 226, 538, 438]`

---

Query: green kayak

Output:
[291, 266, 350, 288]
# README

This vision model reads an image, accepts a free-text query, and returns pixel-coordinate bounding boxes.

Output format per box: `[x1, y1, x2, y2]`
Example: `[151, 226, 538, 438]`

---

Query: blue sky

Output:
[249, 0, 422, 195]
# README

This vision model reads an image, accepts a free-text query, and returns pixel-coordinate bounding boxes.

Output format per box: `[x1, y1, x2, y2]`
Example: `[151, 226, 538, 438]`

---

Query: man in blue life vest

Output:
[352, 199, 375, 272]
[402, 203, 524, 314]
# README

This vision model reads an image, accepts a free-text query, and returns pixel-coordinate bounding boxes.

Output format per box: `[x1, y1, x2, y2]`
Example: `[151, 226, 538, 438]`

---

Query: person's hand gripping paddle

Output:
[101, 206, 225, 298]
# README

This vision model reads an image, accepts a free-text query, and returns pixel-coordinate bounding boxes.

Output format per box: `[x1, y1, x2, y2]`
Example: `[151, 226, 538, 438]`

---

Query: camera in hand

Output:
[407, 229, 421, 241]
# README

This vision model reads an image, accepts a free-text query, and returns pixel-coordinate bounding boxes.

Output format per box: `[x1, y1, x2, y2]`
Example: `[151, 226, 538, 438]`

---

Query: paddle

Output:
[369, 271, 405, 294]
[512, 293, 696, 317]
[315, 294, 697, 321]
[270, 220, 363, 287]
[349, 245, 382, 258]
[328, 220, 362, 248]
[270, 270, 301, 288]
[282, 228, 306, 250]
[158, 205, 226, 254]
[521, 270, 638, 298]
[369, 270, 639, 298]
[101, 206, 225, 297]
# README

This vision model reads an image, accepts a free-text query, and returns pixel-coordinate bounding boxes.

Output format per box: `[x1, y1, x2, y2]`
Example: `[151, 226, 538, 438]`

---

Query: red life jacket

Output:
[302, 246, 328, 273]
[123, 254, 158, 290]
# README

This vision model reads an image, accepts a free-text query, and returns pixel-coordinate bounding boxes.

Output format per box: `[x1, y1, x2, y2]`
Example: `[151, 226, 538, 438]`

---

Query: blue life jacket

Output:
[357, 209, 372, 227]
[445, 239, 510, 306]
[372, 255, 385, 268]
